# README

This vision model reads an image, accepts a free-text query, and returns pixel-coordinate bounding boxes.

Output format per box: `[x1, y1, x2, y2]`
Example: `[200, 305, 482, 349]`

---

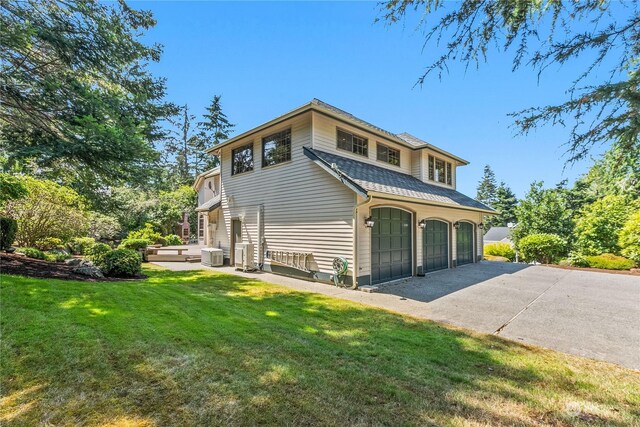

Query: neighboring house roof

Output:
[304, 147, 494, 213]
[193, 167, 220, 191]
[195, 193, 221, 212]
[483, 227, 512, 242]
[207, 99, 469, 165]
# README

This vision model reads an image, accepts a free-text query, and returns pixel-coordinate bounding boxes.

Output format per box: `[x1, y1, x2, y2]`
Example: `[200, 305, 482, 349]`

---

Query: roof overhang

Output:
[193, 167, 220, 191]
[207, 101, 469, 165]
[368, 193, 497, 215]
[195, 195, 221, 212]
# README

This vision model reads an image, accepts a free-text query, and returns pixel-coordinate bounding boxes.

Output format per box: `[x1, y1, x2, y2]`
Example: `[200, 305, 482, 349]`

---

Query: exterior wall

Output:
[311, 112, 413, 175]
[215, 112, 356, 281]
[197, 175, 220, 244]
[355, 196, 484, 285]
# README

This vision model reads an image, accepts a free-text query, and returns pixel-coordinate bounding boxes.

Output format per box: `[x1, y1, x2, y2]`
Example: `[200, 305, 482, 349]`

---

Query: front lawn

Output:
[2, 266, 639, 426]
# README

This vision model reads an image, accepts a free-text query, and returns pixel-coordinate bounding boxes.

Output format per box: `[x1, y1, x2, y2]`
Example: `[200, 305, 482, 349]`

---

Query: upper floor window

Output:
[262, 129, 291, 167]
[428, 154, 452, 185]
[232, 143, 254, 175]
[377, 143, 400, 166]
[337, 128, 368, 157]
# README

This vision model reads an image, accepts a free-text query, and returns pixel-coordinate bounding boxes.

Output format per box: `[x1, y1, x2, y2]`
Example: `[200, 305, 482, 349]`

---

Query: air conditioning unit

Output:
[201, 248, 223, 267]
[234, 243, 255, 271]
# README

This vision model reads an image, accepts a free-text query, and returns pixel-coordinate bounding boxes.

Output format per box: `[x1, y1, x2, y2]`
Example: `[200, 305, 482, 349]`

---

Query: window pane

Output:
[232, 143, 254, 175]
[337, 129, 367, 157]
[377, 144, 387, 162]
[428, 155, 434, 180]
[377, 143, 400, 166]
[447, 162, 452, 185]
[435, 159, 446, 183]
[337, 129, 352, 151]
[262, 129, 291, 167]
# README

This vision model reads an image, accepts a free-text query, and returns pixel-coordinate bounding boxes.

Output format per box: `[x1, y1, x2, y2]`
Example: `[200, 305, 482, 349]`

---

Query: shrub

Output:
[35, 237, 64, 251]
[18, 247, 46, 260]
[88, 212, 122, 240]
[0, 217, 17, 251]
[85, 243, 112, 269]
[102, 249, 141, 277]
[47, 252, 71, 262]
[566, 252, 589, 267]
[573, 195, 637, 256]
[484, 242, 515, 261]
[585, 253, 635, 271]
[484, 255, 509, 262]
[118, 238, 150, 251]
[67, 237, 96, 255]
[619, 210, 640, 265]
[517, 233, 566, 264]
[163, 234, 183, 246]
[127, 223, 165, 245]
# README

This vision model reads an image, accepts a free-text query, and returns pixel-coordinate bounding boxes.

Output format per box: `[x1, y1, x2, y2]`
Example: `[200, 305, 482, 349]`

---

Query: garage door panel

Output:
[371, 207, 412, 284]
[423, 220, 449, 273]
[456, 222, 474, 266]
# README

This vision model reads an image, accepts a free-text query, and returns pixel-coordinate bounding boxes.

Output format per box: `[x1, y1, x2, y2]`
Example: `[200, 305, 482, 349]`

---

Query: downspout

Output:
[352, 194, 372, 290]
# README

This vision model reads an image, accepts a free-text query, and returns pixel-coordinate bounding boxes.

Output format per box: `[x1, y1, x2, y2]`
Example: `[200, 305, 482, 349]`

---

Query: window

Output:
[232, 143, 253, 175]
[428, 155, 453, 186]
[377, 143, 400, 166]
[262, 129, 291, 167]
[337, 129, 368, 157]
[435, 158, 446, 183]
[198, 216, 205, 238]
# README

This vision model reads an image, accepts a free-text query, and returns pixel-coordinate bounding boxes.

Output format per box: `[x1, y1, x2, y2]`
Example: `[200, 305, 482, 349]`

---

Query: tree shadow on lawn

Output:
[2, 270, 638, 426]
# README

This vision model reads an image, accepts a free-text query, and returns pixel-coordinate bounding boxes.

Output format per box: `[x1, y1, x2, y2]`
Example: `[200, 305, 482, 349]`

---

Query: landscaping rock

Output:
[72, 262, 104, 278]
[65, 258, 83, 266]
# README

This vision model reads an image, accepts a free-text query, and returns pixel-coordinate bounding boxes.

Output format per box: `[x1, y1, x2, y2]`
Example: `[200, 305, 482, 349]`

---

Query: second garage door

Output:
[371, 207, 412, 284]
[456, 222, 474, 266]
[423, 220, 449, 272]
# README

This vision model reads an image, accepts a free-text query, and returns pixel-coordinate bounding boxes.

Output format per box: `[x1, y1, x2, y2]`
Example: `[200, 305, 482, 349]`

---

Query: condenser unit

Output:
[201, 248, 223, 267]
[234, 243, 255, 271]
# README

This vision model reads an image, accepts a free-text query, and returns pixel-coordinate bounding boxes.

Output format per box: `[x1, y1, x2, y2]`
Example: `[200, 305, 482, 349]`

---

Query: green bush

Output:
[127, 223, 165, 245]
[164, 234, 183, 246]
[483, 242, 515, 261]
[517, 233, 565, 264]
[86, 243, 112, 269]
[0, 217, 17, 251]
[585, 253, 635, 270]
[18, 247, 46, 260]
[67, 237, 96, 255]
[118, 238, 150, 251]
[566, 252, 589, 267]
[35, 237, 64, 251]
[102, 249, 142, 277]
[47, 251, 71, 262]
[619, 210, 640, 265]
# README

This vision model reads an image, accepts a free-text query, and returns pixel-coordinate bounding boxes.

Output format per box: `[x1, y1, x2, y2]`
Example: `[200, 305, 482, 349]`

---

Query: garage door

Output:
[423, 220, 449, 272]
[456, 222, 474, 266]
[371, 207, 412, 284]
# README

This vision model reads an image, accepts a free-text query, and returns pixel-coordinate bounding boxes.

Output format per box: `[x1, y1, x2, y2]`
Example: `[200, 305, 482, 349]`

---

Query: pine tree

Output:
[165, 104, 199, 184]
[487, 182, 518, 228]
[476, 165, 497, 207]
[198, 95, 235, 170]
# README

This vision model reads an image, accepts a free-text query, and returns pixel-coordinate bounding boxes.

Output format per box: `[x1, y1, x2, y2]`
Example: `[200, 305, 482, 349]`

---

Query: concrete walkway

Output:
[151, 261, 640, 370]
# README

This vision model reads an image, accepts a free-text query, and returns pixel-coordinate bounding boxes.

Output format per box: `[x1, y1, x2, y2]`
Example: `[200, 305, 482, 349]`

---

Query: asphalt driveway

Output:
[378, 262, 640, 370]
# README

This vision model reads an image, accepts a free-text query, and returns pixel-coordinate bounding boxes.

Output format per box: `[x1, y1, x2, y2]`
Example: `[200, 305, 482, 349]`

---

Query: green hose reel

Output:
[332, 256, 349, 287]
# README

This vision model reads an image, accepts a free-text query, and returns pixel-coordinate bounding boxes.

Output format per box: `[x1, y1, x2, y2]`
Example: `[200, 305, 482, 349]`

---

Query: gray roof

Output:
[195, 194, 221, 212]
[305, 148, 494, 212]
[310, 99, 401, 140]
[484, 227, 512, 242]
[396, 132, 428, 147]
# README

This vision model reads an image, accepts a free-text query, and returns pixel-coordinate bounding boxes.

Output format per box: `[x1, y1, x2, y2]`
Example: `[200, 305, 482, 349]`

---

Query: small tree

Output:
[573, 195, 637, 255]
[619, 210, 640, 265]
[198, 94, 235, 170]
[2, 176, 88, 247]
[476, 165, 497, 207]
[486, 182, 518, 228]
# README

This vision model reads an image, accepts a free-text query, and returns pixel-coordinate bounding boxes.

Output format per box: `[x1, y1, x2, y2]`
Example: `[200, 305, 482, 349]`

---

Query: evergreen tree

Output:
[164, 105, 203, 184]
[487, 182, 518, 228]
[476, 165, 497, 206]
[198, 95, 235, 170]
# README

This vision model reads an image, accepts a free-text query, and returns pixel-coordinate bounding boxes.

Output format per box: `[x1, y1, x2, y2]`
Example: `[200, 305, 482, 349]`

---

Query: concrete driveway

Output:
[378, 262, 640, 370]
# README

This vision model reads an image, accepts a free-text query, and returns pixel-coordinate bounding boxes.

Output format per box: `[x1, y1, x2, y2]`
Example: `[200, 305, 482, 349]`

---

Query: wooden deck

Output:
[146, 245, 203, 263]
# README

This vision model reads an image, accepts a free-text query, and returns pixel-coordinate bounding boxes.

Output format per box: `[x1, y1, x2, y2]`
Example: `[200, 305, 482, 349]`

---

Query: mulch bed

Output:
[545, 263, 640, 276]
[0, 253, 145, 282]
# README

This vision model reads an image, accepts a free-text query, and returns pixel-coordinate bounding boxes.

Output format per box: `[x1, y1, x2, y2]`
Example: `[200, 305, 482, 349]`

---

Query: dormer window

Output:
[428, 155, 453, 185]
[377, 143, 400, 166]
[337, 128, 368, 157]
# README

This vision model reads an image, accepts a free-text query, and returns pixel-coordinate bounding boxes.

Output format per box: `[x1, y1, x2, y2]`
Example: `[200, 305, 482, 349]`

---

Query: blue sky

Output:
[138, 1, 613, 198]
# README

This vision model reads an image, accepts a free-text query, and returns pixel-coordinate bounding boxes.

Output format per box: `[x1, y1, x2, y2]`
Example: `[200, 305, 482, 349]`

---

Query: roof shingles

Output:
[306, 148, 493, 212]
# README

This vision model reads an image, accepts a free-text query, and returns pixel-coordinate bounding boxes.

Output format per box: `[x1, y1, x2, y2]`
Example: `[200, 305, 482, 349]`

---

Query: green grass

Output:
[2, 266, 639, 426]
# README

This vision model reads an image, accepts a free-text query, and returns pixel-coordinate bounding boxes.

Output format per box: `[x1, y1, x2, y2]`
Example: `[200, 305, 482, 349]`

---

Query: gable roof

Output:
[195, 193, 221, 212]
[304, 147, 494, 213]
[207, 99, 469, 165]
[484, 227, 513, 242]
[193, 167, 220, 191]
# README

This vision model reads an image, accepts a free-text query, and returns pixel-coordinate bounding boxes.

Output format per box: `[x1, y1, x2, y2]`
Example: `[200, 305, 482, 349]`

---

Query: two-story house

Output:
[200, 99, 493, 286]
